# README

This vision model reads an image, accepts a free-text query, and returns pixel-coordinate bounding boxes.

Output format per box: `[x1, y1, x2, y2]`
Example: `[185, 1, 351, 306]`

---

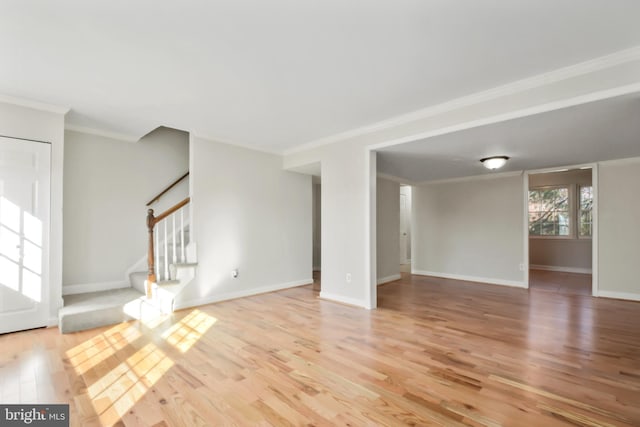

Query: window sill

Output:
[529, 236, 592, 241]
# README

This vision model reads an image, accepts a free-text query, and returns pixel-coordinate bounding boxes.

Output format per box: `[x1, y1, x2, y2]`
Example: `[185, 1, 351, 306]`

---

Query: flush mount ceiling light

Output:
[480, 156, 510, 170]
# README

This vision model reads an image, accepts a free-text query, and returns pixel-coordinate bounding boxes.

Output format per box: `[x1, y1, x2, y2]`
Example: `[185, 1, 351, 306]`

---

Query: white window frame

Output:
[528, 184, 575, 240]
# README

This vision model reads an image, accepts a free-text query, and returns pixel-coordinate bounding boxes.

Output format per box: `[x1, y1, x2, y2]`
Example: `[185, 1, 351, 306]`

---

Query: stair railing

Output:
[146, 171, 189, 206]
[145, 172, 190, 297]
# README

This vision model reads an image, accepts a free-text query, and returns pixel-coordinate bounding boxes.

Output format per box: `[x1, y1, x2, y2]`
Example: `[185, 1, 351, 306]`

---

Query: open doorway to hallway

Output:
[312, 176, 321, 291]
[527, 167, 594, 295]
[399, 185, 412, 274]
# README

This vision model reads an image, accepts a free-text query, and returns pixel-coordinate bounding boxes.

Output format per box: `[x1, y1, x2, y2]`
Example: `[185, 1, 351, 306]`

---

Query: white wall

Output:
[176, 136, 311, 308]
[412, 175, 525, 286]
[312, 182, 321, 270]
[316, 144, 376, 308]
[0, 100, 66, 324]
[528, 169, 592, 272]
[376, 177, 400, 284]
[598, 158, 640, 298]
[63, 127, 189, 287]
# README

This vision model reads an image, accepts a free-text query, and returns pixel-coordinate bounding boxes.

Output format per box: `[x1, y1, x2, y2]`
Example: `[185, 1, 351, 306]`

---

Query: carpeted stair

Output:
[59, 261, 197, 333]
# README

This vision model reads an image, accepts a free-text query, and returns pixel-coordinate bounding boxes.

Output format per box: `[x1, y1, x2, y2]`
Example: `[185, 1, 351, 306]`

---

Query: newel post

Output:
[146, 208, 156, 297]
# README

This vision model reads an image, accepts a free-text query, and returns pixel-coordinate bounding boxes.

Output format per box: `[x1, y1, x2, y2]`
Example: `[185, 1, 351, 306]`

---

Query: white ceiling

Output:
[2, 1, 640, 152]
[377, 93, 640, 183]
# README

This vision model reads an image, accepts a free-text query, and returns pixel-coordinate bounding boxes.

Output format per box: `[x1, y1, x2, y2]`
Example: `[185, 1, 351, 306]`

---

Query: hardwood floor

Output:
[1, 273, 640, 426]
[529, 269, 592, 296]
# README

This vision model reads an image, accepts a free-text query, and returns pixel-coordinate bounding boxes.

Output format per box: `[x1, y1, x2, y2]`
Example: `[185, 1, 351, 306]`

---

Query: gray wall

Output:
[599, 159, 640, 297]
[529, 169, 592, 187]
[413, 175, 524, 286]
[529, 239, 592, 271]
[528, 169, 592, 272]
[176, 136, 312, 308]
[376, 177, 400, 283]
[63, 127, 189, 286]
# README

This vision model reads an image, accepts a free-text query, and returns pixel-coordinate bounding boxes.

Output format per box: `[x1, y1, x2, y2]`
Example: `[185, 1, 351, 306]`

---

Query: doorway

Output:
[526, 167, 595, 295]
[312, 176, 321, 291]
[0, 136, 51, 334]
[399, 185, 412, 273]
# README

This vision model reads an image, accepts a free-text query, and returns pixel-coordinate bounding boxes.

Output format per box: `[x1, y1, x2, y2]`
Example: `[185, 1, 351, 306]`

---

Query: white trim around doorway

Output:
[523, 163, 599, 296]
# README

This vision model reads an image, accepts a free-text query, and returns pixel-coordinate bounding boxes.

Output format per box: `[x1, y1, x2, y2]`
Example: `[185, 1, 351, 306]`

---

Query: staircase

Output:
[59, 173, 196, 334]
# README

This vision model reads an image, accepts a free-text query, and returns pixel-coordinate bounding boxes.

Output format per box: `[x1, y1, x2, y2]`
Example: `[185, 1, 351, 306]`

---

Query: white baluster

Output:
[154, 227, 159, 280]
[172, 213, 177, 267]
[180, 207, 185, 263]
[164, 219, 169, 281]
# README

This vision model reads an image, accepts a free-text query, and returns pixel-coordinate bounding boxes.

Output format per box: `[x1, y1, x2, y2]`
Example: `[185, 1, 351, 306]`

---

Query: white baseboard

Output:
[530, 264, 592, 274]
[318, 292, 369, 308]
[63, 280, 130, 296]
[412, 270, 527, 289]
[377, 274, 401, 285]
[596, 290, 640, 302]
[175, 278, 313, 310]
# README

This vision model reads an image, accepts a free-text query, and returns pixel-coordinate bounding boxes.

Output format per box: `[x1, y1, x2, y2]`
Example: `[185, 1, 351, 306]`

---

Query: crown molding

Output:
[524, 162, 597, 175]
[65, 124, 139, 142]
[597, 156, 640, 167]
[418, 170, 523, 186]
[0, 93, 70, 114]
[191, 132, 282, 155]
[376, 172, 418, 186]
[284, 45, 640, 156]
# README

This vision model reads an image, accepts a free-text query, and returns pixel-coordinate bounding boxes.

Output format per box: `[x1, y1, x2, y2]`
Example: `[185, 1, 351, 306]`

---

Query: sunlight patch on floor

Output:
[65, 309, 217, 424]
[67, 324, 173, 424]
[66, 323, 142, 376]
[161, 309, 217, 353]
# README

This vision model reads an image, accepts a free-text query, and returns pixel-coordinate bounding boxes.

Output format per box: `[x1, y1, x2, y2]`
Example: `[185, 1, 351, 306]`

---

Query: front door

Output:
[0, 136, 51, 334]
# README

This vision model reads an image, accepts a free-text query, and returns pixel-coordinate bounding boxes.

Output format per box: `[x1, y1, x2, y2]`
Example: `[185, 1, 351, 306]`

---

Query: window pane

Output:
[580, 186, 593, 208]
[579, 185, 593, 237]
[557, 190, 569, 209]
[530, 222, 541, 235]
[541, 222, 555, 235]
[528, 187, 571, 236]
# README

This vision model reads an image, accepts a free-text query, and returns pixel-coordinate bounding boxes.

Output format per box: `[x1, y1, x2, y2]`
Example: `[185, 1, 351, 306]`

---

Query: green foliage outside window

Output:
[579, 186, 593, 237]
[528, 188, 570, 236]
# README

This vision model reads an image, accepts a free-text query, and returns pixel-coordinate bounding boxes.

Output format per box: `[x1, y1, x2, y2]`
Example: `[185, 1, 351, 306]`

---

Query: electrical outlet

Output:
[231, 269, 239, 278]
[519, 263, 525, 271]
[346, 273, 352, 283]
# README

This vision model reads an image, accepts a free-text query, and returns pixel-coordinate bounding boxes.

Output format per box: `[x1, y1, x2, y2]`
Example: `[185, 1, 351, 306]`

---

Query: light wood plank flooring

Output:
[1, 272, 639, 426]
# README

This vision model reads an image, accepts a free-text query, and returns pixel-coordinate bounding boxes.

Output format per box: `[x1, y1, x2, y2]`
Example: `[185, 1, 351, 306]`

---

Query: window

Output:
[528, 187, 570, 236]
[579, 185, 593, 238]
[528, 184, 593, 238]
